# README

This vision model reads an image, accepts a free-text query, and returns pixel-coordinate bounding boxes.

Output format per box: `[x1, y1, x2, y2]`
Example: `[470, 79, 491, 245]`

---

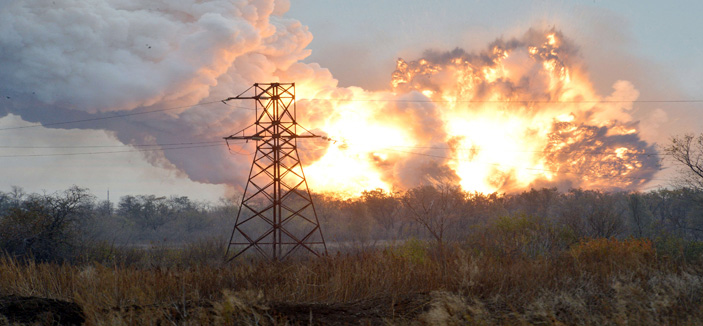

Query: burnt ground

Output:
[270, 292, 434, 325]
[0, 295, 84, 325]
[0, 292, 438, 325]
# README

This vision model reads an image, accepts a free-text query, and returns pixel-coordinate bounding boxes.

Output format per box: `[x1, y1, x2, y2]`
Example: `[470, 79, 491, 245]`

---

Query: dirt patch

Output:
[270, 292, 433, 325]
[98, 291, 435, 325]
[0, 295, 84, 325]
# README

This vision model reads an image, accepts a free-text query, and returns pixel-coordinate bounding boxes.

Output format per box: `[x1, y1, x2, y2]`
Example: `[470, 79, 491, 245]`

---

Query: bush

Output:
[469, 213, 577, 259]
[569, 237, 654, 268]
[390, 238, 429, 264]
[654, 235, 703, 263]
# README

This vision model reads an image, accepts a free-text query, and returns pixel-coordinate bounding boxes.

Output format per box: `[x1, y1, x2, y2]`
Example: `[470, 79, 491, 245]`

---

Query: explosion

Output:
[0, 0, 660, 199]
[296, 29, 659, 196]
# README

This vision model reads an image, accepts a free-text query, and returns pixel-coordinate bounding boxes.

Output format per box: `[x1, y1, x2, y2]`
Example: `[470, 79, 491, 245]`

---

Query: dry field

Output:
[0, 238, 702, 325]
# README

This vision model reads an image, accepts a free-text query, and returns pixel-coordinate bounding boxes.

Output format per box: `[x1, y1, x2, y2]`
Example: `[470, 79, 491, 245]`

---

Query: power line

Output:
[0, 143, 226, 158]
[300, 98, 703, 104]
[2, 95, 701, 133]
[0, 140, 228, 149]
[310, 138, 670, 157]
[378, 144, 672, 156]
[226, 146, 255, 156]
[379, 147, 671, 183]
[1, 139, 669, 158]
[0, 134, 672, 183]
[313, 138, 669, 182]
[0, 100, 229, 132]
[221, 103, 256, 111]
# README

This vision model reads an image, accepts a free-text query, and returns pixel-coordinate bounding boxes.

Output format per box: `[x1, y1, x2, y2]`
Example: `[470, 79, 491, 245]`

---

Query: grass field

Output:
[1, 237, 702, 325]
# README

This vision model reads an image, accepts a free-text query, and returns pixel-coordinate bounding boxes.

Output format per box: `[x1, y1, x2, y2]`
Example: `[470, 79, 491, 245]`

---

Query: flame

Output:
[301, 97, 418, 197]
[291, 29, 659, 198]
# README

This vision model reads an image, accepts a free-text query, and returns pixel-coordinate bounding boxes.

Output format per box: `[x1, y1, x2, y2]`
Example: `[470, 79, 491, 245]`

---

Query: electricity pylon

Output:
[223, 83, 327, 261]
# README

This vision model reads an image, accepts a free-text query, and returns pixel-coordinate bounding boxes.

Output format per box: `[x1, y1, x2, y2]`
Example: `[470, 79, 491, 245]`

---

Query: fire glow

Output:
[0, 2, 663, 199]
[295, 29, 659, 197]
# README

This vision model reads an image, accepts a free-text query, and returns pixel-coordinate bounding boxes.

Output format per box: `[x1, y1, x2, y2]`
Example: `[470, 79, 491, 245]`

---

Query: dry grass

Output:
[0, 238, 702, 325]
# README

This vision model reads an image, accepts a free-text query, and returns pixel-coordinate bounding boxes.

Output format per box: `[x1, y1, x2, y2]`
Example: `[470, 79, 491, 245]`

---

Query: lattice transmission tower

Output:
[223, 83, 327, 261]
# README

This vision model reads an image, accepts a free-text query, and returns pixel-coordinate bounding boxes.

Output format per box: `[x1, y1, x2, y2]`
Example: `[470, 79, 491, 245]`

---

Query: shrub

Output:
[389, 238, 429, 264]
[654, 235, 703, 263]
[569, 237, 654, 268]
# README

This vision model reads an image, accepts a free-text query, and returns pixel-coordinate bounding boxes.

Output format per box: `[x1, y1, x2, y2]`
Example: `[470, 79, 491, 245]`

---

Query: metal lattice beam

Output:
[224, 83, 327, 261]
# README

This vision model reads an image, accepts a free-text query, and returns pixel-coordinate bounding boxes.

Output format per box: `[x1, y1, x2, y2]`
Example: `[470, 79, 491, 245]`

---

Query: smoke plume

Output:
[0, 2, 660, 197]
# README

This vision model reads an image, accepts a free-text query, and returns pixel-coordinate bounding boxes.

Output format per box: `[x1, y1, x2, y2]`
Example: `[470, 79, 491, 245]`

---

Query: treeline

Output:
[315, 186, 703, 259]
[1, 184, 702, 263]
[321, 186, 703, 243]
[0, 186, 237, 262]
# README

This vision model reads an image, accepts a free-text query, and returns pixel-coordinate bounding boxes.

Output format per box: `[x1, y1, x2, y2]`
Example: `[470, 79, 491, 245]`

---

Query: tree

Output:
[511, 188, 559, 218]
[117, 195, 171, 231]
[0, 186, 95, 261]
[627, 192, 651, 238]
[401, 184, 465, 247]
[361, 189, 401, 235]
[168, 196, 209, 233]
[644, 188, 703, 239]
[667, 133, 703, 190]
[558, 189, 626, 238]
[0, 186, 25, 214]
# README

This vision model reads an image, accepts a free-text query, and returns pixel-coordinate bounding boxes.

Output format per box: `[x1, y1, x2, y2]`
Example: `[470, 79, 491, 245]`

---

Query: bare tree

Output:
[0, 186, 95, 261]
[666, 133, 703, 190]
[512, 188, 559, 218]
[401, 184, 464, 247]
[558, 189, 626, 238]
[362, 189, 401, 237]
[627, 193, 650, 238]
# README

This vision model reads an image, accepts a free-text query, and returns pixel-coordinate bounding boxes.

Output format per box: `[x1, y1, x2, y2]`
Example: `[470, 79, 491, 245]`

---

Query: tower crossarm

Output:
[224, 134, 321, 140]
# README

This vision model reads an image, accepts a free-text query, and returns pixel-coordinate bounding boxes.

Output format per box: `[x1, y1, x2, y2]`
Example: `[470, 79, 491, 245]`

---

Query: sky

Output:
[288, 1, 703, 94]
[1, 0, 702, 202]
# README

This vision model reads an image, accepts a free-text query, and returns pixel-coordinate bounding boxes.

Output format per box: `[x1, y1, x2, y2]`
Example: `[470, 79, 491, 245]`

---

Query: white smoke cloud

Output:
[592, 80, 641, 124]
[0, 0, 305, 112]
[0, 0, 334, 190]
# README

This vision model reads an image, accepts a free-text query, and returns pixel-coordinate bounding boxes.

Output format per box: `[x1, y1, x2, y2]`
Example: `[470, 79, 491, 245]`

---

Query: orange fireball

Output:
[293, 29, 659, 198]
